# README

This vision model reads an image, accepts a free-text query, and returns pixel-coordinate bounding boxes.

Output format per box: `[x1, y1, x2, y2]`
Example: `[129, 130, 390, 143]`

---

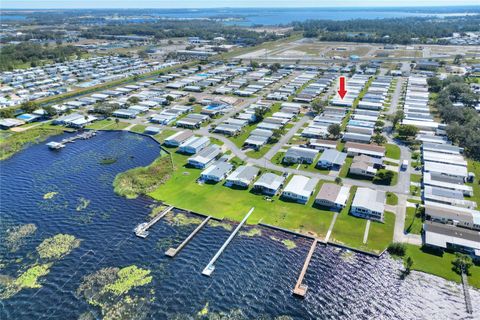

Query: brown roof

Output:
[315, 183, 341, 202]
[345, 142, 385, 153]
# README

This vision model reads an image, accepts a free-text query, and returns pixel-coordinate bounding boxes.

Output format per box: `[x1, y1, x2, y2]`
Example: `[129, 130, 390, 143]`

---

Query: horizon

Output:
[2, 1, 480, 10]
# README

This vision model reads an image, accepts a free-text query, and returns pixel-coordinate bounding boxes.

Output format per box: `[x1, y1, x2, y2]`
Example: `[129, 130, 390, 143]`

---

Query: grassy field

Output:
[129, 124, 147, 134]
[404, 244, 480, 289]
[85, 119, 130, 130]
[386, 192, 398, 205]
[385, 143, 401, 160]
[410, 174, 422, 183]
[338, 156, 353, 178]
[0, 124, 67, 160]
[404, 207, 423, 234]
[149, 153, 335, 239]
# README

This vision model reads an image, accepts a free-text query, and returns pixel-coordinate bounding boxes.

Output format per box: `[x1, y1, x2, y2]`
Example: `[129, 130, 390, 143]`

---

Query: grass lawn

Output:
[329, 186, 369, 250]
[245, 145, 272, 159]
[386, 192, 398, 205]
[149, 152, 335, 238]
[404, 207, 423, 234]
[410, 174, 422, 183]
[129, 124, 147, 134]
[366, 211, 396, 254]
[338, 156, 353, 178]
[466, 159, 480, 208]
[153, 129, 177, 144]
[403, 244, 480, 289]
[385, 143, 401, 160]
[86, 119, 129, 130]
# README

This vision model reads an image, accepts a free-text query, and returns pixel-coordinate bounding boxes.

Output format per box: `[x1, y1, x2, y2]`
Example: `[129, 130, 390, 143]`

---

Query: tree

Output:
[269, 63, 281, 73]
[404, 256, 414, 275]
[453, 54, 462, 65]
[254, 107, 268, 122]
[188, 96, 196, 104]
[334, 177, 343, 185]
[327, 123, 341, 139]
[372, 134, 387, 145]
[397, 124, 419, 140]
[387, 243, 406, 256]
[271, 128, 284, 142]
[427, 77, 442, 93]
[20, 101, 38, 113]
[452, 253, 473, 276]
[43, 105, 57, 117]
[373, 170, 395, 185]
[311, 99, 326, 115]
[392, 110, 404, 128]
[250, 61, 259, 69]
[127, 96, 141, 105]
[115, 118, 120, 126]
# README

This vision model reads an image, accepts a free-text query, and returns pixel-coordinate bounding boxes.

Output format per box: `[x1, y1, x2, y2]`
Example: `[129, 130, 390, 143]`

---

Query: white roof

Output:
[283, 175, 317, 198]
[352, 188, 385, 213]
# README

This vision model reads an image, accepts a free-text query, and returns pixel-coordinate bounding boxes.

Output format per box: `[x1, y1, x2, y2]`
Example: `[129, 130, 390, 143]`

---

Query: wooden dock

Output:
[201, 207, 254, 277]
[461, 271, 473, 314]
[293, 239, 318, 297]
[165, 216, 211, 257]
[134, 206, 173, 238]
[47, 131, 97, 150]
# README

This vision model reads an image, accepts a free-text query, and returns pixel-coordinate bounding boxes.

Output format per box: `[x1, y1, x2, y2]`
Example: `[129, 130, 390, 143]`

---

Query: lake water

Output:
[148, 7, 480, 26]
[0, 130, 478, 319]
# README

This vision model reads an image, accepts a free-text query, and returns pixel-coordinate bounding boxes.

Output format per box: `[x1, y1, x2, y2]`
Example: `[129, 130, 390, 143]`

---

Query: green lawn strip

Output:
[85, 119, 113, 129]
[385, 143, 401, 160]
[129, 124, 147, 134]
[404, 207, 423, 234]
[403, 244, 480, 289]
[245, 145, 272, 159]
[466, 159, 480, 207]
[410, 174, 422, 183]
[338, 156, 353, 178]
[148, 153, 334, 238]
[386, 192, 398, 205]
[329, 186, 369, 249]
[366, 211, 395, 254]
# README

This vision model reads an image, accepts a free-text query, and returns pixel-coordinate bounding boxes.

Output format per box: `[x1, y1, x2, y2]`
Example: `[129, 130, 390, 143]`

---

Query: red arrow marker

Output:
[337, 76, 347, 100]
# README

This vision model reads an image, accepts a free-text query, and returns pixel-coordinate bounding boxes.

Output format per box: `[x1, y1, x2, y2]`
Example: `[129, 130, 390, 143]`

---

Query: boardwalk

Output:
[165, 216, 211, 257]
[134, 206, 173, 238]
[293, 239, 318, 297]
[202, 208, 254, 276]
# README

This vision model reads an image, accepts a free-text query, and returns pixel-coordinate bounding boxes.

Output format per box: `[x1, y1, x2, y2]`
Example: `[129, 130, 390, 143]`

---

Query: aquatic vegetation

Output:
[340, 250, 355, 263]
[281, 239, 297, 250]
[166, 213, 203, 227]
[5, 223, 37, 252]
[36, 234, 81, 260]
[104, 265, 152, 296]
[197, 302, 209, 316]
[77, 266, 153, 320]
[0, 263, 52, 299]
[103, 295, 149, 320]
[156, 238, 174, 251]
[149, 204, 168, 219]
[208, 220, 233, 231]
[113, 155, 173, 199]
[269, 236, 297, 250]
[76, 197, 91, 211]
[239, 228, 262, 237]
[43, 192, 58, 200]
[98, 157, 117, 165]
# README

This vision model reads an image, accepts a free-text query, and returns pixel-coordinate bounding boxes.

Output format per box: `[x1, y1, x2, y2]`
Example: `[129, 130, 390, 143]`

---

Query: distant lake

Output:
[147, 6, 480, 26]
[0, 15, 27, 21]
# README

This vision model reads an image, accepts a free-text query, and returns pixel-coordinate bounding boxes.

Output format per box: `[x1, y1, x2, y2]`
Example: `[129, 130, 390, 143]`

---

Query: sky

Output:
[2, 0, 480, 9]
